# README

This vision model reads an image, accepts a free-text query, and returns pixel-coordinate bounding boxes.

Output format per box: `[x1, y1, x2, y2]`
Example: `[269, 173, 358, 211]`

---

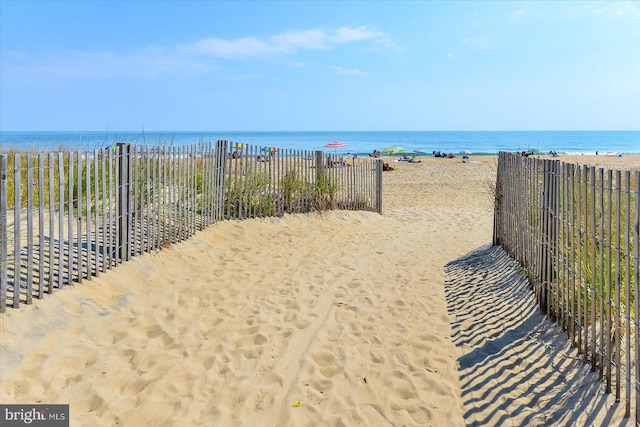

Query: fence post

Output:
[634, 170, 640, 424]
[537, 159, 559, 316]
[117, 142, 131, 262]
[0, 155, 7, 313]
[315, 150, 325, 212]
[549, 159, 559, 317]
[375, 159, 383, 214]
[315, 150, 324, 182]
[539, 159, 552, 314]
[493, 152, 504, 246]
[13, 154, 21, 307]
[214, 140, 227, 221]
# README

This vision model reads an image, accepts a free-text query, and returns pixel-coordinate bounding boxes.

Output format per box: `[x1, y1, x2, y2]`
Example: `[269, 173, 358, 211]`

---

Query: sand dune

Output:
[1, 155, 637, 426]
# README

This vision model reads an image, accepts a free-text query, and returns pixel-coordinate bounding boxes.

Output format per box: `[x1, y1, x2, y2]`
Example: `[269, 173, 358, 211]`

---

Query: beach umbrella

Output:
[261, 146, 278, 156]
[324, 141, 348, 150]
[381, 146, 405, 155]
[460, 150, 472, 155]
[324, 141, 348, 156]
[230, 143, 246, 159]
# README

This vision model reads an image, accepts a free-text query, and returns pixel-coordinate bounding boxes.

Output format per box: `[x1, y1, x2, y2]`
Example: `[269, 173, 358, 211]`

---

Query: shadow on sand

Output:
[445, 244, 632, 427]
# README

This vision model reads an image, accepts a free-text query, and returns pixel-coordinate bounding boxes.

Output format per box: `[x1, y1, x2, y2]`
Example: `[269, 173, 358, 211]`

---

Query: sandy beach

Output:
[1, 154, 639, 426]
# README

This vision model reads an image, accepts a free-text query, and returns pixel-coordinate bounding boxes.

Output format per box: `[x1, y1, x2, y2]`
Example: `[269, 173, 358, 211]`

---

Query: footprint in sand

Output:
[65, 374, 84, 387]
[253, 390, 275, 411]
[369, 350, 385, 364]
[202, 356, 216, 370]
[253, 333, 269, 345]
[295, 319, 312, 329]
[241, 345, 262, 359]
[88, 395, 105, 412]
[347, 281, 361, 290]
[409, 407, 434, 425]
[118, 348, 136, 365]
[284, 311, 297, 323]
[121, 378, 151, 396]
[146, 325, 175, 347]
[308, 377, 332, 394]
[312, 351, 339, 378]
[110, 331, 128, 344]
[332, 289, 347, 298]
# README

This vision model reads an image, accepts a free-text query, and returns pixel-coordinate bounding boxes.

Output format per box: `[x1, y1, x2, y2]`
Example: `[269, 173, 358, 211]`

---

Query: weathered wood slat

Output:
[14, 154, 22, 307]
[635, 170, 640, 424]
[76, 151, 83, 284]
[38, 154, 45, 298]
[26, 154, 34, 303]
[625, 170, 631, 416]
[0, 155, 7, 312]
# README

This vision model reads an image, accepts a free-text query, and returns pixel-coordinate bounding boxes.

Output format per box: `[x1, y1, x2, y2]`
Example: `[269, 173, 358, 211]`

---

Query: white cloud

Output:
[270, 29, 330, 52]
[331, 26, 384, 43]
[331, 66, 366, 76]
[180, 26, 388, 59]
[181, 37, 274, 59]
[447, 53, 454, 58]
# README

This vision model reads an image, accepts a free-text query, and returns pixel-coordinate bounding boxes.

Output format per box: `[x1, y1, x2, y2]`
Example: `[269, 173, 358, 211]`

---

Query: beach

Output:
[1, 154, 639, 426]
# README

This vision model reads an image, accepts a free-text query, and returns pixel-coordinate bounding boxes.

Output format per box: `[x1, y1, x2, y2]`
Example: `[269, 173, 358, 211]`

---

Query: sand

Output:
[1, 154, 638, 426]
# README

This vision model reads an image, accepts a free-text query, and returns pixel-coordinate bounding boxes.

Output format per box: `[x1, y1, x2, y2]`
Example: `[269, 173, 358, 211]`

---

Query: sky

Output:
[1, 1, 639, 132]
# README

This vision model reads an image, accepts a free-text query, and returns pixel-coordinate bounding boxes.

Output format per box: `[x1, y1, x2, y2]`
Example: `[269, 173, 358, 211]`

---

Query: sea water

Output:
[1, 130, 638, 156]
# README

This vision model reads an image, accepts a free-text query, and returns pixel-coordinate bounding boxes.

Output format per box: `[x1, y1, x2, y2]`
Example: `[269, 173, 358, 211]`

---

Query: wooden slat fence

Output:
[0, 141, 382, 312]
[494, 151, 640, 421]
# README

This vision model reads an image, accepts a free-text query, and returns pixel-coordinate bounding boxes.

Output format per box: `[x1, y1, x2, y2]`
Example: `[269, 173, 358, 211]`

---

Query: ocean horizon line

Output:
[2, 130, 639, 156]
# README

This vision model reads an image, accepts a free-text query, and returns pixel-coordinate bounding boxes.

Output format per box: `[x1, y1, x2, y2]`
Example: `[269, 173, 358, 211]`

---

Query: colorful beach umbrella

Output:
[324, 141, 348, 150]
[324, 141, 348, 157]
[381, 146, 405, 155]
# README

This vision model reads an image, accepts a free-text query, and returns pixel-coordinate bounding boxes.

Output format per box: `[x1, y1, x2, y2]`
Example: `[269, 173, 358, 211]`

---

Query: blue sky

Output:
[1, 1, 638, 131]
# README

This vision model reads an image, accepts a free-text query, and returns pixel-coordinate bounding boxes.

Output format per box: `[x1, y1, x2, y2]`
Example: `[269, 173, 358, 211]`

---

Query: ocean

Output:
[1, 130, 638, 156]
